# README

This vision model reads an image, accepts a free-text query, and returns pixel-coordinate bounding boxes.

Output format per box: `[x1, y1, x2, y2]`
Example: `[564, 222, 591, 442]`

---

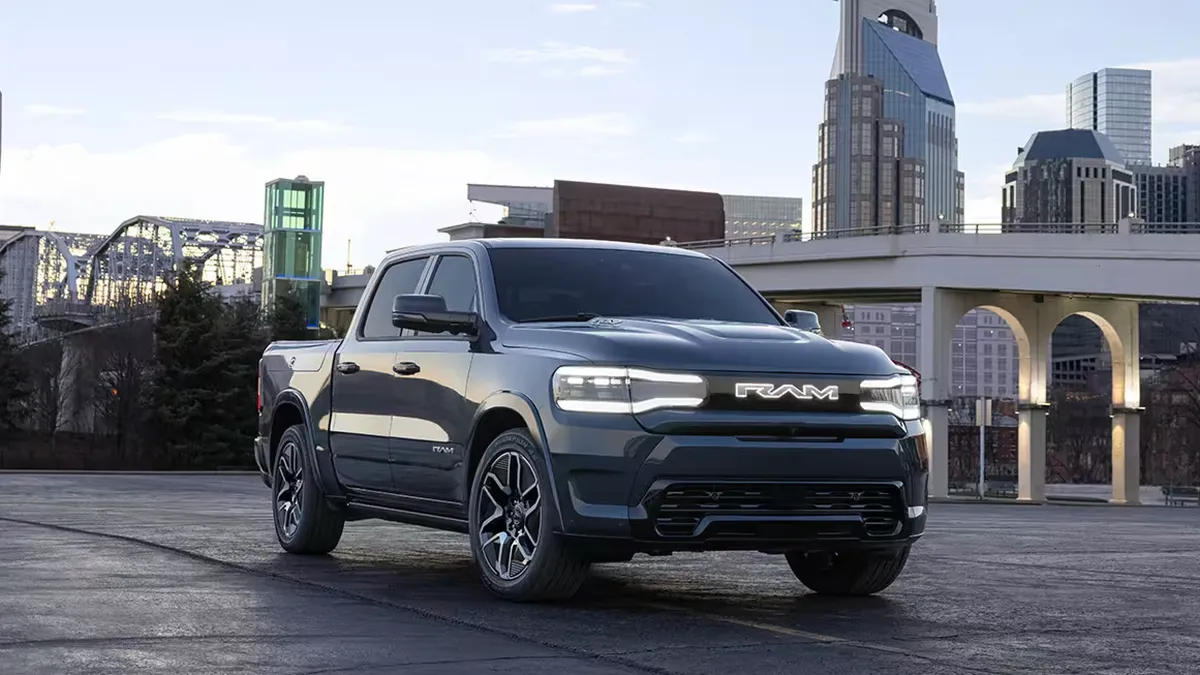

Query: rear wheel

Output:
[468, 429, 590, 602]
[272, 424, 345, 554]
[785, 546, 910, 595]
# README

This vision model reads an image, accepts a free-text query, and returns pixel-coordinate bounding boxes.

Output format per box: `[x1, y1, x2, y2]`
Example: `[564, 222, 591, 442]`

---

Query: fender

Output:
[272, 388, 347, 500]
[466, 390, 567, 532]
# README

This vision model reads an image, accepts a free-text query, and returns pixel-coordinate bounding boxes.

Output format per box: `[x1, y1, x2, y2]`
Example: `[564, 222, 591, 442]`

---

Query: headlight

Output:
[859, 374, 920, 420]
[552, 366, 707, 414]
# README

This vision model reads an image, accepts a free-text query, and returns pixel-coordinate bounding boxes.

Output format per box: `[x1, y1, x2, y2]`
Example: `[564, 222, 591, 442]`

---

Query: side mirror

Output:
[784, 309, 822, 335]
[392, 294, 478, 336]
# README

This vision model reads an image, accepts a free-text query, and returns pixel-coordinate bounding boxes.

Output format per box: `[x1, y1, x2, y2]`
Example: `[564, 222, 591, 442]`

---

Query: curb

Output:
[930, 495, 1172, 508]
[0, 470, 260, 476]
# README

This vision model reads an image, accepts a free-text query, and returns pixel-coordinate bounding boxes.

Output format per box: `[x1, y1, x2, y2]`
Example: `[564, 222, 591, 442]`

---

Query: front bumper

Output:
[545, 412, 928, 554]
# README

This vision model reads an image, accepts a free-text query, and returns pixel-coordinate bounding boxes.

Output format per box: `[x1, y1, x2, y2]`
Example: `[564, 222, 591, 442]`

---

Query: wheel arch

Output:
[269, 388, 345, 499]
[465, 391, 565, 531]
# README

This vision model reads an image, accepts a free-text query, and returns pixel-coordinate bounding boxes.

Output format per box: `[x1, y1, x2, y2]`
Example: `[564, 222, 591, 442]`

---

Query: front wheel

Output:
[785, 546, 911, 596]
[468, 429, 590, 602]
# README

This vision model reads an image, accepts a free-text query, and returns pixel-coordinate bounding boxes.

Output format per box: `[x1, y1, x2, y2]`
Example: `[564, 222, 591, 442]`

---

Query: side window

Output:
[361, 257, 429, 339]
[425, 255, 478, 312]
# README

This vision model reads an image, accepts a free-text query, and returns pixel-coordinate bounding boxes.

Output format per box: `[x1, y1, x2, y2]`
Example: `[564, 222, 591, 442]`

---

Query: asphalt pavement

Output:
[1, 473, 1199, 675]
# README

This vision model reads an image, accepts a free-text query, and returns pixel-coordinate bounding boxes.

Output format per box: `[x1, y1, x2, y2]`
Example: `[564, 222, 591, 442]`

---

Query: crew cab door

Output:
[390, 252, 479, 505]
[328, 255, 432, 494]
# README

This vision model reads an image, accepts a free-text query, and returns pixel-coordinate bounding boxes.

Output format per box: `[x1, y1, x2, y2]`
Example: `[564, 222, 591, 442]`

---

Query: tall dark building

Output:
[1133, 165, 1189, 225]
[1169, 144, 1200, 223]
[812, 0, 963, 234]
[1001, 129, 1135, 225]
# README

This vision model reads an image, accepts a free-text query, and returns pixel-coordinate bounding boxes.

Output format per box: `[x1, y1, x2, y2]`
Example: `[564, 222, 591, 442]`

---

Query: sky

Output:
[0, 0, 1195, 269]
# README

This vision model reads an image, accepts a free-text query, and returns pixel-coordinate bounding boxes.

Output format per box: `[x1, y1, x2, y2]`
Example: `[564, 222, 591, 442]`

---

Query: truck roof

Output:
[387, 237, 711, 259]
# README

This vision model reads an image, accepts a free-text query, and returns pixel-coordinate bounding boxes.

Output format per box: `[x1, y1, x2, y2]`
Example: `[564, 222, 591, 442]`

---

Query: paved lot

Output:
[1, 474, 1199, 675]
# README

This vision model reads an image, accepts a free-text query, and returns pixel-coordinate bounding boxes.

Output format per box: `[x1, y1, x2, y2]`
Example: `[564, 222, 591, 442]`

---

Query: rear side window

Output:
[361, 257, 429, 338]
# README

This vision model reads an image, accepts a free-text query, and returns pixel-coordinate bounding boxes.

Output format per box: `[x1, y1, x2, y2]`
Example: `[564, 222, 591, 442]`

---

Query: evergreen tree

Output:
[145, 264, 231, 467]
[267, 286, 313, 341]
[210, 293, 271, 467]
[0, 268, 30, 432]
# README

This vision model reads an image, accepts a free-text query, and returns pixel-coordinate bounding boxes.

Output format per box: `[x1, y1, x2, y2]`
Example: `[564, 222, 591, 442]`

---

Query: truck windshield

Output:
[487, 246, 783, 325]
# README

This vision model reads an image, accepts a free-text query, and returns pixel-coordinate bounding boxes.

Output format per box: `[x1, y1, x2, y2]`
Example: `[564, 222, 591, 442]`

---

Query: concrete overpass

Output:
[318, 220, 1200, 505]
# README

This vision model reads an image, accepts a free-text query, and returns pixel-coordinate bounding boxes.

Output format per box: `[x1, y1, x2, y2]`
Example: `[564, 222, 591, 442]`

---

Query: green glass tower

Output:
[262, 175, 324, 328]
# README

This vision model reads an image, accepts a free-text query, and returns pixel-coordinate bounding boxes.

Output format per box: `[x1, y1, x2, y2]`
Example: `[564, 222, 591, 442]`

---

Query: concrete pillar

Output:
[1017, 405, 1048, 502]
[1097, 299, 1142, 505]
[1012, 299, 1054, 503]
[1111, 410, 1141, 504]
[57, 332, 95, 433]
[917, 287, 968, 498]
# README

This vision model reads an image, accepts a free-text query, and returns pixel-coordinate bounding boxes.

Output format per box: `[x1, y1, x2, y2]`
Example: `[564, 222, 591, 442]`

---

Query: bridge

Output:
[0, 216, 262, 432]
[318, 219, 1200, 506]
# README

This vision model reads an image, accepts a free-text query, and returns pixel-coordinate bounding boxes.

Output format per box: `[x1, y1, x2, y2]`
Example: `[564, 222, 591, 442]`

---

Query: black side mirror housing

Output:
[784, 309, 822, 335]
[392, 294, 478, 336]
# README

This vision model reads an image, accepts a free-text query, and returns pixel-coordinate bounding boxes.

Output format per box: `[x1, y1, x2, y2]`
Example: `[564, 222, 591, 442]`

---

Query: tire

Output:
[785, 546, 911, 596]
[468, 428, 590, 602]
[272, 424, 345, 554]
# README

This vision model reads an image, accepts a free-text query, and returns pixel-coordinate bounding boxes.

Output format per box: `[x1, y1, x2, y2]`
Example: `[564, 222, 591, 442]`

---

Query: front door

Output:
[390, 253, 479, 504]
[328, 254, 432, 494]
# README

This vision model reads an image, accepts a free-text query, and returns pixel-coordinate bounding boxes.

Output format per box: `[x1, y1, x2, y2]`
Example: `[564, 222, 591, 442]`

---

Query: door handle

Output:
[336, 361, 360, 374]
[393, 362, 421, 376]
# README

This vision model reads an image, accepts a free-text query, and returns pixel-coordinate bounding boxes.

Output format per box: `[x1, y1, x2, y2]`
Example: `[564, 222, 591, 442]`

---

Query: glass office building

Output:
[262, 175, 324, 329]
[861, 18, 962, 224]
[722, 194, 803, 238]
[812, 8, 964, 234]
[1066, 68, 1152, 166]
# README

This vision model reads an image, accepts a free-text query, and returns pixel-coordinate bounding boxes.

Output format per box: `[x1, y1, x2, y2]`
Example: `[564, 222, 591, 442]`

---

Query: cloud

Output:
[1120, 57, 1200, 126]
[579, 65, 625, 76]
[957, 94, 1062, 123]
[548, 3, 597, 12]
[485, 41, 631, 66]
[496, 113, 635, 140]
[158, 110, 352, 134]
[959, 57, 1200, 128]
[0, 134, 545, 268]
[962, 162, 1016, 224]
[24, 104, 85, 118]
[671, 130, 716, 144]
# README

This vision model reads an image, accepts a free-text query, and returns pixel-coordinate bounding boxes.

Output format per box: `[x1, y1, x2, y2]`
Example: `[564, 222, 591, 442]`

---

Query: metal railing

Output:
[679, 221, 1200, 249]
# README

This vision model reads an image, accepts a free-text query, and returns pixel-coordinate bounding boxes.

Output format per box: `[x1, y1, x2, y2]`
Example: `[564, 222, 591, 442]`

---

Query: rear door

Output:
[390, 252, 480, 504]
[329, 255, 431, 494]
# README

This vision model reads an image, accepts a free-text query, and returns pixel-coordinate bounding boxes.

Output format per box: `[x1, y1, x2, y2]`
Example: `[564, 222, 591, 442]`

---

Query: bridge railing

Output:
[680, 221, 1200, 249]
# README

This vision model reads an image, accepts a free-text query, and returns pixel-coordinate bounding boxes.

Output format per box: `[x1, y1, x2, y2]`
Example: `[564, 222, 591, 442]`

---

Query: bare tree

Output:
[90, 302, 155, 462]
[1047, 383, 1112, 484]
[17, 341, 89, 435]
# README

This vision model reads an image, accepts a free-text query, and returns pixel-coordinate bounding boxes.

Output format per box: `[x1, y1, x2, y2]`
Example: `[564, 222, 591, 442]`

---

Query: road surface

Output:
[1, 473, 1198, 674]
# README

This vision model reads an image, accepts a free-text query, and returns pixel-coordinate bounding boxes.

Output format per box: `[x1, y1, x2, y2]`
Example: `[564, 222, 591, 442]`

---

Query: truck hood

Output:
[500, 317, 901, 376]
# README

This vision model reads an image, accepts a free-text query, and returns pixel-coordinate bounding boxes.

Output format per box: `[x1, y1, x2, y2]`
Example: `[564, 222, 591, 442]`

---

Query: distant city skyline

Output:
[0, 0, 1196, 267]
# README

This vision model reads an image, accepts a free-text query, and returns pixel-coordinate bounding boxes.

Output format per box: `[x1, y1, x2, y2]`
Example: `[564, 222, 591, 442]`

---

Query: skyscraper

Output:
[1066, 68, 1152, 166]
[812, 0, 964, 233]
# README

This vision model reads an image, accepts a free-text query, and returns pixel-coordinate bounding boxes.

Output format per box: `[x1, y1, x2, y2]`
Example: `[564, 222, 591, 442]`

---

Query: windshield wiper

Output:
[515, 313, 602, 323]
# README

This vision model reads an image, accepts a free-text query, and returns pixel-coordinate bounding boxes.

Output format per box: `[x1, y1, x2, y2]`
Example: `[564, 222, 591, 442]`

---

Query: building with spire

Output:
[812, 0, 964, 234]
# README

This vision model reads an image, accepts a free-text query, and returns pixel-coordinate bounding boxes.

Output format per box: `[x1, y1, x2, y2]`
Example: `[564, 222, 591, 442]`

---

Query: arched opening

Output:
[1045, 312, 1128, 499]
[945, 306, 1029, 497]
[877, 10, 924, 39]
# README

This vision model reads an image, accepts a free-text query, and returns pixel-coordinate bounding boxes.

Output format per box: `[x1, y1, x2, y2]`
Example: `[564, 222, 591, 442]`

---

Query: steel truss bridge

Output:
[0, 216, 263, 343]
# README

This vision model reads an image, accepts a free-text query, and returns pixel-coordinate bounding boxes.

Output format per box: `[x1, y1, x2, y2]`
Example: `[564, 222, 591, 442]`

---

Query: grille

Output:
[648, 482, 903, 538]
[701, 392, 863, 415]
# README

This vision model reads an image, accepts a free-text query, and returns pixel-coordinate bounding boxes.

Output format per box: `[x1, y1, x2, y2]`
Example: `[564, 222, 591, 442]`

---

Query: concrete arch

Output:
[1047, 309, 1134, 409]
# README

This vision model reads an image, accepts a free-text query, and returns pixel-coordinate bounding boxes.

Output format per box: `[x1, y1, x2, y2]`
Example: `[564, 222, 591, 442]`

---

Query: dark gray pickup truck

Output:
[254, 238, 929, 602]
